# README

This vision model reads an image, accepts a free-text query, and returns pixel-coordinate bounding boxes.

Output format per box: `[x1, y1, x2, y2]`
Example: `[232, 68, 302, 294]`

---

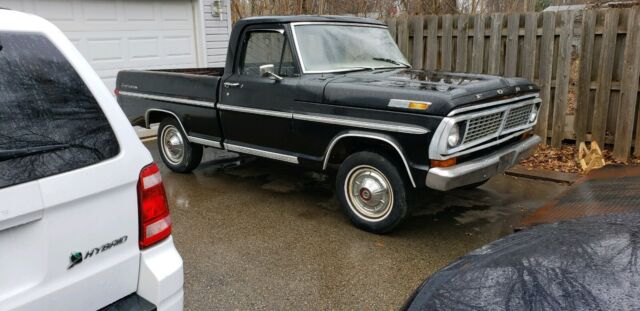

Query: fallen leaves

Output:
[518, 144, 640, 174]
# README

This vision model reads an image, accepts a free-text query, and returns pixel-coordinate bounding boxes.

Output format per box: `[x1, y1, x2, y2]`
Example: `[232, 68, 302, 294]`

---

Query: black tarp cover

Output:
[405, 213, 640, 311]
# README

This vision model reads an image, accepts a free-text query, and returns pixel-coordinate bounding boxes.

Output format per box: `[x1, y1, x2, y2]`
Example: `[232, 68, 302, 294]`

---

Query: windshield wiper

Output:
[372, 57, 411, 68]
[0, 143, 71, 161]
[340, 66, 378, 72]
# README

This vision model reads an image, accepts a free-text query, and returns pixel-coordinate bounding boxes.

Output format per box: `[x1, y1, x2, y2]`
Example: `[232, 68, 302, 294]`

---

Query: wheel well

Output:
[326, 137, 405, 170]
[146, 110, 177, 128]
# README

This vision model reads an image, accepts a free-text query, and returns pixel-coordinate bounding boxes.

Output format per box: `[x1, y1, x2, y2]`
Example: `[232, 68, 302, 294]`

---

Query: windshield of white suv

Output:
[292, 24, 409, 73]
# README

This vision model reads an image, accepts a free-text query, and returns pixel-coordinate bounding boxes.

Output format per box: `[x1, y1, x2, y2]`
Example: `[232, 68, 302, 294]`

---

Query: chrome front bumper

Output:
[426, 135, 541, 191]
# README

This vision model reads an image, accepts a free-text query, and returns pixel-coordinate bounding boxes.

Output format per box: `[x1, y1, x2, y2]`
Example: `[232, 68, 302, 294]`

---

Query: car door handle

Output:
[224, 82, 241, 88]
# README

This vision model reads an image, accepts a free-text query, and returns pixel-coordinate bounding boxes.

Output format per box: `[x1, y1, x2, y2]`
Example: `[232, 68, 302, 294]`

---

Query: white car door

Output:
[0, 27, 145, 310]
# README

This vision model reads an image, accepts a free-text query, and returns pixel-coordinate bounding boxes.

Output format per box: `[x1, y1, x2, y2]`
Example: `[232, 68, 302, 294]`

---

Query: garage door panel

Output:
[129, 38, 161, 60]
[124, 2, 156, 22]
[0, 0, 199, 92]
[33, 0, 75, 22]
[82, 1, 119, 22]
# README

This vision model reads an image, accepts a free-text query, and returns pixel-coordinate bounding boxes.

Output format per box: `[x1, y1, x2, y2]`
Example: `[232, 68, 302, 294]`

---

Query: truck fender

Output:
[322, 131, 417, 188]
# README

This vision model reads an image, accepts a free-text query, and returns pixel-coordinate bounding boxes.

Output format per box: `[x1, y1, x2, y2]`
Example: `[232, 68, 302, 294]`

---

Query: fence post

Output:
[614, 8, 640, 160]
[551, 11, 575, 147]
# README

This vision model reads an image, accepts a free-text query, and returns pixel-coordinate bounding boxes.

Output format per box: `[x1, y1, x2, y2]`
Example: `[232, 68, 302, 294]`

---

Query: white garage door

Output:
[0, 0, 199, 91]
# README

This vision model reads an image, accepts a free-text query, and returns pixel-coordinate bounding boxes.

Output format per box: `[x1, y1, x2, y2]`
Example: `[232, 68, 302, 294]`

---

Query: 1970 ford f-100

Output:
[116, 15, 542, 233]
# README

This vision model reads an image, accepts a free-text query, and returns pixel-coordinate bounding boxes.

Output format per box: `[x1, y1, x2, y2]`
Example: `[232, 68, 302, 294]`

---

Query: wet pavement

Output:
[144, 141, 567, 310]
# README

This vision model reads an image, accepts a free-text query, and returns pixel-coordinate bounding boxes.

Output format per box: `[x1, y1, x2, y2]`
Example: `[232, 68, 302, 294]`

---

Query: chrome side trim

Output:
[293, 113, 429, 135]
[225, 143, 299, 164]
[322, 132, 417, 188]
[447, 93, 539, 116]
[188, 136, 222, 148]
[217, 104, 293, 119]
[120, 91, 216, 108]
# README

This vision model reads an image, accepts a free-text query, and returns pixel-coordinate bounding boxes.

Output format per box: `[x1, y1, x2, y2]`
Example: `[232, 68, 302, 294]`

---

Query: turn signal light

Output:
[138, 163, 172, 249]
[431, 158, 457, 168]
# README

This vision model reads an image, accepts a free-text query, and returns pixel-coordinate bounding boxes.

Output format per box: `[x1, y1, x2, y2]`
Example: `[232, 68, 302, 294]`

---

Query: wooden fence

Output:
[385, 8, 640, 160]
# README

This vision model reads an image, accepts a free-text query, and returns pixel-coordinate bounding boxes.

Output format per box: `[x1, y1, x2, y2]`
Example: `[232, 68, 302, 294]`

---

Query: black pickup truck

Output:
[116, 15, 542, 233]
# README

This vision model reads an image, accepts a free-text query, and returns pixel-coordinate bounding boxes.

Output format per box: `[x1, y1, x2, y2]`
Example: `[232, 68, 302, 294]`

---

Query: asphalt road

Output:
[144, 141, 566, 310]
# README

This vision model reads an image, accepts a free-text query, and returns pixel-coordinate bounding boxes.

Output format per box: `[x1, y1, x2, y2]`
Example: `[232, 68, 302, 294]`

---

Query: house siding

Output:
[202, 0, 231, 67]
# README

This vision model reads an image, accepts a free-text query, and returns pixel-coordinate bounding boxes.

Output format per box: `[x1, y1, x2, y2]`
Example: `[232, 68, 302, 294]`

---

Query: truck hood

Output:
[322, 69, 539, 116]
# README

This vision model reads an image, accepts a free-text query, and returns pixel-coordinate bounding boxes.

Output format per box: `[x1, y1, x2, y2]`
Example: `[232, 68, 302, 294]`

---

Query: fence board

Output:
[574, 10, 597, 145]
[551, 11, 575, 147]
[386, 8, 640, 158]
[615, 8, 640, 159]
[522, 12, 537, 81]
[387, 18, 397, 41]
[441, 15, 453, 71]
[488, 14, 503, 75]
[505, 13, 520, 77]
[471, 14, 485, 73]
[592, 10, 620, 145]
[426, 15, 439, 70]
[398, 18, 410, 57]
[411, 16, 424, 69]
[535, 11, 556, 142]
[456, 15, 469, 72]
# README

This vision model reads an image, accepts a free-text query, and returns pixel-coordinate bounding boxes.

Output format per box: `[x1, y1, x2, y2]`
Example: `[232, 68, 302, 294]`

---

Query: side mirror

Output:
[259, 64, 284, 81]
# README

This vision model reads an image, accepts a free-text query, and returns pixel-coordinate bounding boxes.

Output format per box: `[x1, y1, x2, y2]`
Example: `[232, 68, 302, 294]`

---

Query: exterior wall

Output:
[201, 0, 232, 67]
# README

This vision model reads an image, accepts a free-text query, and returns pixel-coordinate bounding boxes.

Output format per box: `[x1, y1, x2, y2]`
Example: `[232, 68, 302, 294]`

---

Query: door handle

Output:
[224, 82, 241, 88]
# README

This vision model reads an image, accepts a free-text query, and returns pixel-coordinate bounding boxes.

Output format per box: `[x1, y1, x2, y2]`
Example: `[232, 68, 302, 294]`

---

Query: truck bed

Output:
[116, 67, 222, 127]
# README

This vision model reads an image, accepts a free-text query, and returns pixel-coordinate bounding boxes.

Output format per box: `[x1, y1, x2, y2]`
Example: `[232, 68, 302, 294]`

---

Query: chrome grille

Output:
[463, 111, 505, 144]
[504, 104, 533, 130]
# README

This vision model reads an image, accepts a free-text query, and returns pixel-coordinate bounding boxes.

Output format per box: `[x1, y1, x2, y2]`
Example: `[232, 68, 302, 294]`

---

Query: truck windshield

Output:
[292, 24, 409, 73]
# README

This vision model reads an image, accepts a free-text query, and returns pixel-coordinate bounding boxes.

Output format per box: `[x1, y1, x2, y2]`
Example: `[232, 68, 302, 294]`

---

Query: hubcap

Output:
[161, 125, 185, 165]
[345, 165, 393, 221]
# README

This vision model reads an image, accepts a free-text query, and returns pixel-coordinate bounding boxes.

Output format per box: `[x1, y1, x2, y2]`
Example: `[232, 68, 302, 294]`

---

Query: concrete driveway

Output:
[144, 141, 566, 310]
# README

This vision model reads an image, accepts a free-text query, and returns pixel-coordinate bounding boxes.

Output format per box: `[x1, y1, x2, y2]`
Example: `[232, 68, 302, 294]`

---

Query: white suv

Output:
[0, 9, 183, 311]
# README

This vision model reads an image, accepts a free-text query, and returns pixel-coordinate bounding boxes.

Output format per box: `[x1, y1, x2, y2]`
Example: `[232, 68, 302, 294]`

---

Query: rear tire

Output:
[336, 151, 408, 234]
[157, 117, 202, 173]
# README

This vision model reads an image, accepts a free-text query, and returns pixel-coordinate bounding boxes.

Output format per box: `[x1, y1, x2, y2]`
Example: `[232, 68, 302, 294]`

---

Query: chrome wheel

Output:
[345, 165, 394, 221]
[161, 125, 185, 165]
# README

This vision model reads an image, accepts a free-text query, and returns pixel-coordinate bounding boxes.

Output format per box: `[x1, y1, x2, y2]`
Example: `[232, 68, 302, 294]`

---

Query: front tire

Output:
[157, 117, 203, 173]
[336, 151, 408, 234]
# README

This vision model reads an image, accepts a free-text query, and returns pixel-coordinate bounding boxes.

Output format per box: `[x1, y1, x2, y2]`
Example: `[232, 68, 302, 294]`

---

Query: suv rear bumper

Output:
[426, 135, 541, 191]
[137, 236, 184, 311]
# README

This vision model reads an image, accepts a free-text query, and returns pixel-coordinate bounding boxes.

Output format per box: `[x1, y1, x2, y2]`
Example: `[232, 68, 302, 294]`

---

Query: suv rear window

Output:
[0, 32, 119, 189]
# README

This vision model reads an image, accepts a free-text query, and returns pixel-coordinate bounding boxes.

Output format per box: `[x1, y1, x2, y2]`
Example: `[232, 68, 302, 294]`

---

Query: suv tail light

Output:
[138, 163, 172, 249]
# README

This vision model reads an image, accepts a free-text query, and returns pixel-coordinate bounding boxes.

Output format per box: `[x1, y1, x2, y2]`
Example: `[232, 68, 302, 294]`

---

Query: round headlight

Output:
[448, 124, 461, 147]
[529, 110, 538, 123]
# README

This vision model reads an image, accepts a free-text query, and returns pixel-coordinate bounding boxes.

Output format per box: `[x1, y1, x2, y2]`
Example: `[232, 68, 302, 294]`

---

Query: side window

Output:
[0, 32, 120, 189]
[241, 30, 298, 77]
